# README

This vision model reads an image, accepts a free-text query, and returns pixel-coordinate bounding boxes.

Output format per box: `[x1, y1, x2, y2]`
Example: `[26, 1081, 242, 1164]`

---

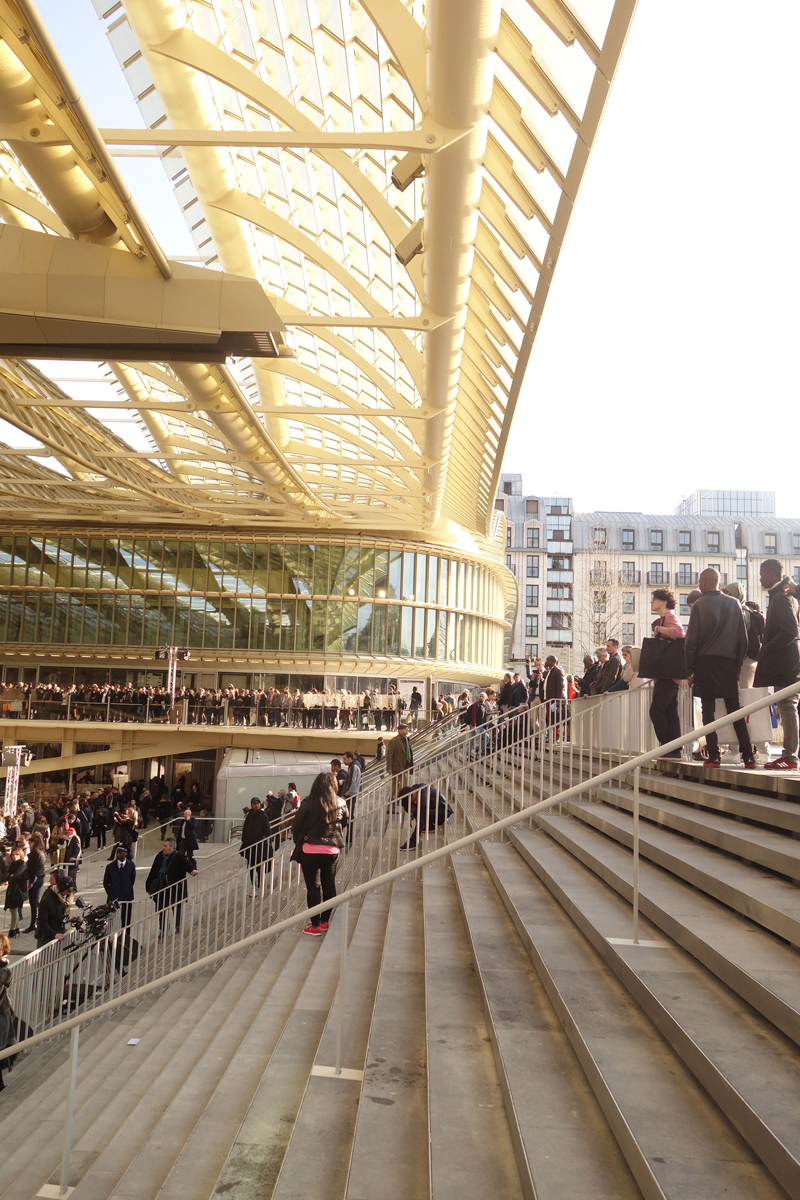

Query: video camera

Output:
[67, 897, 120, 945]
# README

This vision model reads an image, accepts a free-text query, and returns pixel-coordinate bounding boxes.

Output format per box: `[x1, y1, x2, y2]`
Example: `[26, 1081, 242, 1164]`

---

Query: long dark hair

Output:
[305, 772, 340, 823]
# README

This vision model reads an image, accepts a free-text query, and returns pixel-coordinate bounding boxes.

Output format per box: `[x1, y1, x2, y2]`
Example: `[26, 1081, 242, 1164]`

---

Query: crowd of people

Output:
[0, 681, 419, 730]
[0, 771, 215, 944]
[452, 559, 800, 771]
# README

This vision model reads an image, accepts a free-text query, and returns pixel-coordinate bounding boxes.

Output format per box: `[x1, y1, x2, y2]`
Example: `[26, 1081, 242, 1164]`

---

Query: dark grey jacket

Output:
[685, 590, 747, 673]
[754, 581, 800, 688]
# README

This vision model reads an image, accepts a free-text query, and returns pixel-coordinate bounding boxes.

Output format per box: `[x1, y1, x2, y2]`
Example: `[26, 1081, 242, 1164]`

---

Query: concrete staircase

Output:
[3, 759, 800, 1200]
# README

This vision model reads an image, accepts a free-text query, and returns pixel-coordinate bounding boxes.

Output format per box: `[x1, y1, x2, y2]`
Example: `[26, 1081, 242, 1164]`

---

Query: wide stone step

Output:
[595, 784, 800, 881]
[423, 866, 525, 1200]
[154, 931, 312, 1200]
[65, 947, 287, 1200]
[270, 892, 391, 1200]
[629, 771, 800, 836]
[566, 800, 800, 947]
[511, 828, 800, 1199]
[345, 881, 429, 1200]
[479, 841, 786, 1200]
[655, 759, 800, 802]
[1, 958, 244, 1200]
[533, 813, 800, 1047]
[209, 912, 358, 1200]
[451, 855, 642, 1200]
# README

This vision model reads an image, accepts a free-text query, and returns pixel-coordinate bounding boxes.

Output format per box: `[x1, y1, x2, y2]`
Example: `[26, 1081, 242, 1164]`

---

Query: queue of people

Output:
[2, 681, 411, 731]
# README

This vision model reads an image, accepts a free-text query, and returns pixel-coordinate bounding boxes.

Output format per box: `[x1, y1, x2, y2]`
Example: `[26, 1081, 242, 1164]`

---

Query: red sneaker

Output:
[318, 921, 329, 931]
[302, 922, 323, 935]
[703, 759, 721, 769]
[764, 756, 800, 771]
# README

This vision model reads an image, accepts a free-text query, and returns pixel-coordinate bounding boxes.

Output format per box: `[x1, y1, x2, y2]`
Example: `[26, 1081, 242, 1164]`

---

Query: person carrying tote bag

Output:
[645, 588, 686, 758]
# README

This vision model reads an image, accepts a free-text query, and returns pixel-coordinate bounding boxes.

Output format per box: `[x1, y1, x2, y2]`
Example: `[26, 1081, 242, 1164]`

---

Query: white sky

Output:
[32, 0, 800, 518]
[506, 0, 800, 517]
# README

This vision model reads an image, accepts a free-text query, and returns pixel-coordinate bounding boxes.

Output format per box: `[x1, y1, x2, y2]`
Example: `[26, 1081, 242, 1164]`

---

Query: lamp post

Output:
[2, 745, 33, 820]
[154, 646, 191, 700]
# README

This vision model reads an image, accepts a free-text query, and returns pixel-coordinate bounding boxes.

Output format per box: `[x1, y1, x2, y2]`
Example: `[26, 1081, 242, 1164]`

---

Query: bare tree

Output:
[575, 525, 629, 655]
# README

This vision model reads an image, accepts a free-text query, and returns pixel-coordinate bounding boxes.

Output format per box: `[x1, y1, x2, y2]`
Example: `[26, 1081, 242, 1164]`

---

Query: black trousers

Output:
[300, 853, 338, 927]
[649, 679, 681, 745]
[699, 692, 752, 760]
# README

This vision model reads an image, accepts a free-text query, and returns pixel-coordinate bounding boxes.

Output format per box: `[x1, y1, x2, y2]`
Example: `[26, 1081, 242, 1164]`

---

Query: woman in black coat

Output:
[25, 835, 48, 935]
[3, 850, 27, 938]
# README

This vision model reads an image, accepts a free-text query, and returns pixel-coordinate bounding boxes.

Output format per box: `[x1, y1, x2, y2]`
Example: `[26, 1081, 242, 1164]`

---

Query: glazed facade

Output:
[0, 534, 508, 675]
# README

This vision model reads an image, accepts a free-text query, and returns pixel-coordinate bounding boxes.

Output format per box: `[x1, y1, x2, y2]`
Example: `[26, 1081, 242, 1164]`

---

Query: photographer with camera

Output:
[36, 870, 74, 948]
[103, 844, 136, 927]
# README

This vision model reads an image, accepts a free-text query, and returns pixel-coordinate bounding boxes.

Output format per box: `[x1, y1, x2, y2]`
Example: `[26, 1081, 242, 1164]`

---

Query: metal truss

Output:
[0, 0, 637, 542]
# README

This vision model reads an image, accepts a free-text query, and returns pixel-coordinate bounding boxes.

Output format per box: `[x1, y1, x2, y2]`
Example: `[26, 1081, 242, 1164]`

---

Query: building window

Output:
[651, 530, 663, 551]
[526, 499, 538, 514]
[621, 623, 635, 643]
[593, 591, 607, 614]
[593, 620, 607, 643]
[593, 527, 607, 548]
[708, 531, 720, 553]
[679, 594, 691, 616]
[548, 612, 572, 630]
[494, 498, 505, 511]
[526, 555, 539, 578]
[677, 563, 693, 585]
[526, 615, 539, 637]
[526, 584, 539, 607]
[526, 528, 539, 548]
[765, 533, 777, 554]
[621, 561, 637, 583]
[506, 526, 512, 548]
[622, 592, 635, 613]
[794, 534, 800, 555]
[650, 562, 664, 583]
[503, 481, 513, 495]
[794, 568, 800, 585]
[737, 549, 748, 587]
[622, 529, 635, 551]
[505, 554, 511, 569]
[591, 561, 607, 584]
[525, 642, 538, 658]
[679, 530, 692, 552]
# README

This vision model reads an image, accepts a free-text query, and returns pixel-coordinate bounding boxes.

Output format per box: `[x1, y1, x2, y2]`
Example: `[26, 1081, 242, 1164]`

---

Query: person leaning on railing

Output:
[386, 722, 414, 795]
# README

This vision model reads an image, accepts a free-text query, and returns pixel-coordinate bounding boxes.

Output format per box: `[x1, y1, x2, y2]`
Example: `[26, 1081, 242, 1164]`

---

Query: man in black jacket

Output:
[103, 844, 136, 926]
[755, 559, 800, 770]
[240, 798, 272, 887]
[145, 837, 197, 933]
[685, 567, 754, 768]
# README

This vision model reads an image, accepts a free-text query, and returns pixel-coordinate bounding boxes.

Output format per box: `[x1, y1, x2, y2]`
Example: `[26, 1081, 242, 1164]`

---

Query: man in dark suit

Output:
[145, 837, 197, 933]
[103, 843, 136, 927]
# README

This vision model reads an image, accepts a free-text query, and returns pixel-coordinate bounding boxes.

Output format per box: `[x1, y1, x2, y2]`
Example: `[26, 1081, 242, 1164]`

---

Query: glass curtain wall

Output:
[0, 536, 505, 669]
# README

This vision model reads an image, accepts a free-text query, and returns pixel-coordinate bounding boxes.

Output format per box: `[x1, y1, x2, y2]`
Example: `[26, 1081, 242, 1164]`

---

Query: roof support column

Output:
[423, 0, 500, 526]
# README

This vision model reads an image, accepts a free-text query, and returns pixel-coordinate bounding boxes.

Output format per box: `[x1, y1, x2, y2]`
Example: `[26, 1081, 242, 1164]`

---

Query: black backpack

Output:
[746, 608, 766, 661]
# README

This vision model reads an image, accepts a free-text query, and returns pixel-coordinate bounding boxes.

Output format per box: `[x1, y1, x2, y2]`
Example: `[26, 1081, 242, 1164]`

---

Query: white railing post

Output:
[632, 765, 640, 945]
[334, 899, 349, 1077]
[60, 1023, 80, 1196]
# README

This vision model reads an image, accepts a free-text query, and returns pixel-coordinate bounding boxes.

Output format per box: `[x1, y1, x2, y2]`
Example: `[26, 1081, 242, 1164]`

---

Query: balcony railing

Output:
[646, 571, 670, 585]
[618, 570, 641, 585]
[676, 572, 698, 586]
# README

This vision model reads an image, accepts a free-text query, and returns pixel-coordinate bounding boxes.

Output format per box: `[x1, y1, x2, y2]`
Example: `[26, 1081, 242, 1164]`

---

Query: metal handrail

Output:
[5, 678, 797, 1067]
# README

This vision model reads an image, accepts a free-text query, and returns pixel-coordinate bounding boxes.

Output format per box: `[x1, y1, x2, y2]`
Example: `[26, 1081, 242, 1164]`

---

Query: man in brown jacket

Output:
[386, 722, 414, 793]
